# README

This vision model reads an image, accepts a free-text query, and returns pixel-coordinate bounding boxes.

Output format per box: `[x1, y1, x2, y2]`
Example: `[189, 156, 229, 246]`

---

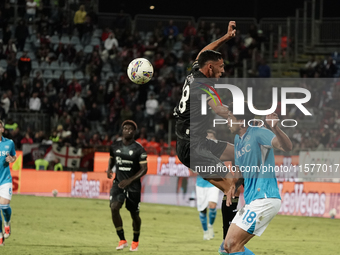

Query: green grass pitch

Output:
[1, 195, 339, 254]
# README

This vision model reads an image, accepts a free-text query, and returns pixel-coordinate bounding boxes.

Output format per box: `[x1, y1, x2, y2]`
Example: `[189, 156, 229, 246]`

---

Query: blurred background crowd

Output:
[0, 0, 339, 169]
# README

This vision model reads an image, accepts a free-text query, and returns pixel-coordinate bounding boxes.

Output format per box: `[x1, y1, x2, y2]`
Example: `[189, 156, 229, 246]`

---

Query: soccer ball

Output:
[127, 58, 154, 84]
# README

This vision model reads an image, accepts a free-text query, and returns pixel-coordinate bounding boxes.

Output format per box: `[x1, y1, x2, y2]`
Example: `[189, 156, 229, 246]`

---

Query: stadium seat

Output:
[70, 62, 77, 71]
[93, 29, 102, 38]
[30, 69, 42, 78]
[50, 35, 60, 44]
[61, 35, 70, 45]
[0, 59, 7, 69]
[74, 71, 84, 80]
[102, 63, 111, 73]
[64, 70, 73, 80]
[84, 45, 93, 54]
[27, 52, 36, 60]
[61, 62, 70, 71]
[53, 70, 63, 79]
[90, 37, 100, 46]
[50, 61, 60, 70]
[75, 44, 83, 52]
[70, 36, 80, 45]
[16, 52, 23, 59]
[43, 70, 53, 79]
[40, 62, 49, 70]
[31, 61, 39, 69]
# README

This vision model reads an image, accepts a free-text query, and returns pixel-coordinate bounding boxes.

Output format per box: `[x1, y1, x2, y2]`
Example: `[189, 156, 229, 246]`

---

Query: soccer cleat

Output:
[116, 240, 128, 250]
[129, 241, 139, 251]
[203, 230, 210, 240]
[208, 225, 214, 239]
[0, 234, 4, 246]
[4, 222, 11, 239]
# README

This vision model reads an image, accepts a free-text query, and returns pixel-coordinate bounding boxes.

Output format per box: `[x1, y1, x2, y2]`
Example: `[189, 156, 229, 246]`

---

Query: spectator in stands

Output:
[145, 92, 159, 132]
[81, 15, 93, 46]
[33, 130, 45, 143]
[0, 72, 13, 92]
[63, 44, 76, 63]
[32, 71, 44, 87]
[74, 5, 87, 39]
[146, 136, 160, 155]
[18, 52, 32, 77]
[2, 25, 12, 47]
[45, 82, 57, 100]
[87, 102, 102, 132]
[67, 78, 82, 97]
[53, 158, 63, 171]
[136, 133, 148, 148]
[6, 52, 17, 81]
[257, 59, 271, 78]
[15, 19, 29, 51]
[101, 27, 112, 42]
[153, 53, 165, 72]
[183, 20, 196, 38]
[36, 14, 50, 35]
[21, 132, 33, 145]
[103, 33, 119, 60]
[1, 92, 10, 117]
[159, 138, 169, 155]
[25, 0, 37, 23]
[70, 92, 85, 112]
[107, 105, 119, 134]
[32, 81, 44, 98]
[55, 42, 64, 61]
[101, 134, 113, 146]
[89, 133, 102, 147]
[29, 92, 41, 111]
[4, 118, 17, 132]
[85, 50, 103, 77]
[120, 105, 133, 123]
[4, 39, 17, 55]
[300, 55, 318, 77]
[322, 57, 337, 78]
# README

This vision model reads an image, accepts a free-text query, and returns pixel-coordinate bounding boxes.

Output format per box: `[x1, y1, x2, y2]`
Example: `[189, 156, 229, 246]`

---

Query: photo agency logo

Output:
[200, 83, 312, 128]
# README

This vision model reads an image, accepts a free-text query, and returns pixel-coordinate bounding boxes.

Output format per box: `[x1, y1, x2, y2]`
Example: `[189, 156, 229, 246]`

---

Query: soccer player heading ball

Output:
[106, 120, 148, 252]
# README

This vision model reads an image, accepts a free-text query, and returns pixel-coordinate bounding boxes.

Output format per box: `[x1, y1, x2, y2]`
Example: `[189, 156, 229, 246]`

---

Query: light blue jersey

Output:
[0, 137, 16, 186]
[196, 176, 214, 188]
[234, 126, 281, 204]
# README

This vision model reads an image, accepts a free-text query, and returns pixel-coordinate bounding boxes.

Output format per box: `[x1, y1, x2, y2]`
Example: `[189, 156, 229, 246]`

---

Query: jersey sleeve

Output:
[255, 127, 276, 148]
[138, 147, 147, 164]
[10, 140, 16, 156]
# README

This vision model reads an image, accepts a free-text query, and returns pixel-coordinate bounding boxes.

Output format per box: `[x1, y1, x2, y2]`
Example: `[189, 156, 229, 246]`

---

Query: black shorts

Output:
[176, 137, 229, 179]
[109, 180, 141, 213]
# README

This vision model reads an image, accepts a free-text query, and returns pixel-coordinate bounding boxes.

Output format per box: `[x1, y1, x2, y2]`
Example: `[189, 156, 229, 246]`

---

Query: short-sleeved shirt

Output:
[0, 137, 16, 186]
[196, 175, 214, 188]
[109, 141, 147, 192]
[234, 127, 281, 204]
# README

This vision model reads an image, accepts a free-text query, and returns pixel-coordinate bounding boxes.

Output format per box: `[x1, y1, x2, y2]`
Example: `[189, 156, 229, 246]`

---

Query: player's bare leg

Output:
[129, 211, 141, 251]
[0, 197, 11, 242]
[110, 201, 128, 250]
[224, 223, 254, 254]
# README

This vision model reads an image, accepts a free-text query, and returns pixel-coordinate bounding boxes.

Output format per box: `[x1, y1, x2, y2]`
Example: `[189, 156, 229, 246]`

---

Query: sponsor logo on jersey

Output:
[116, 149, 121, 153]
[129, 150, 133, 155]
[236, 144, 251, 158]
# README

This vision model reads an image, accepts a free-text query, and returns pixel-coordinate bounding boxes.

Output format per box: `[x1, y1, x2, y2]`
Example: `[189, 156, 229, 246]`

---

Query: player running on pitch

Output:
[106, 120, 148, 252]
[0, 120, 17, 246]
[174, 21, 237, 192]
[223, 103, 292, 255]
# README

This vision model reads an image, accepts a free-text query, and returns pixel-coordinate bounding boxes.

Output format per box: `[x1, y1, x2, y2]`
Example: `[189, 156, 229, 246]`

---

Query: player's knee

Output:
[110, 203, 121, 214]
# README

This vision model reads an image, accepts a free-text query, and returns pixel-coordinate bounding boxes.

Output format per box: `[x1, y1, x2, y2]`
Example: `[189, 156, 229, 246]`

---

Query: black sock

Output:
[133, 231, 140, 242]
[116, 228, 125, 241]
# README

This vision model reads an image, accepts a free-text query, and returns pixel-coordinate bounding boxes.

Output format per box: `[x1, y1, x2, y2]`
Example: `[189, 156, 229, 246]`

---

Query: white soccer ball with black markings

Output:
[127, 58, 154, 84]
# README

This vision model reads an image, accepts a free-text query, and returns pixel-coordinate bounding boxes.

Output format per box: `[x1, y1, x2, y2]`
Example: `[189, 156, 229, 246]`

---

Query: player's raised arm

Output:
[208, 100, 230, 119]
[196, 21, 236, 60]
[266, 113, 293, 152]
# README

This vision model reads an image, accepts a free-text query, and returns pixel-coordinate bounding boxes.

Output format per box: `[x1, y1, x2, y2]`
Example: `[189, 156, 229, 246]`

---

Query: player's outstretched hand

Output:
[118, 179, 132, 189]
[225, 183, 236, 207]
[106, 170, 113, 179]
[227, 21, 236, 38]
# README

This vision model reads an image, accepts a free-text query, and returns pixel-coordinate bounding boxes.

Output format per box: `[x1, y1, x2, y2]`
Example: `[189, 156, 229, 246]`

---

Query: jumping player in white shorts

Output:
[223, 103, 293, 255]
[0, 120, 17, 246]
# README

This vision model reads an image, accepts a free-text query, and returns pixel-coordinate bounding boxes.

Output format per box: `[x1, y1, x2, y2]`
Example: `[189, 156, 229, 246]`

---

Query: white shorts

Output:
[196, 185, 220, 211]
[0, 183, 12, 200]
[232, 198, 281, 236]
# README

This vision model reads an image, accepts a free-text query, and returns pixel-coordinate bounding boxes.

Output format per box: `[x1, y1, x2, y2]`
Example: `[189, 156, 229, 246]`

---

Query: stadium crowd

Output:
[0, 0, 339, 163]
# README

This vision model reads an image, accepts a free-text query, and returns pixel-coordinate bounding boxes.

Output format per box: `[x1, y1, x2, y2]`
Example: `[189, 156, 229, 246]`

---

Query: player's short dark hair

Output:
[198, 50, 223, 68]
[206, 129, 216, 136]
[228, 101, 255, 125]
[121, 120, 138, 130]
